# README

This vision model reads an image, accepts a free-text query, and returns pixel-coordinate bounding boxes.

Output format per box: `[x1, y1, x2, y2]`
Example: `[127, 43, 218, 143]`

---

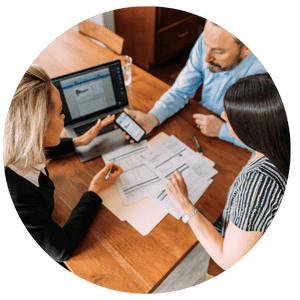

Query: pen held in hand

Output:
[105, 166, 113, 181]
[192, 134, 203, 154]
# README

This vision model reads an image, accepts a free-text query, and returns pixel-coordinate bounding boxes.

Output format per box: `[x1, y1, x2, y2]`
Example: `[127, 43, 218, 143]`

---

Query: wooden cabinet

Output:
[114, 7, 206, 70]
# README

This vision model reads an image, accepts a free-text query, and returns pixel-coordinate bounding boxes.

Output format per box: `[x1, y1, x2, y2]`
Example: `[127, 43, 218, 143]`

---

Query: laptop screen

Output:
[51, 60, 128, 125]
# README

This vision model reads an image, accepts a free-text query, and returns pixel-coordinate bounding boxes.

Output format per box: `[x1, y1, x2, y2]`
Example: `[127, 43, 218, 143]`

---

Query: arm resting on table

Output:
[14, 189, 101, 262]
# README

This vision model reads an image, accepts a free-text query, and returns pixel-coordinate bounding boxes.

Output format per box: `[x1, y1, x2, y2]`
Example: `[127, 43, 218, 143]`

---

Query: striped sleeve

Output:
[230, 171, 284, 233]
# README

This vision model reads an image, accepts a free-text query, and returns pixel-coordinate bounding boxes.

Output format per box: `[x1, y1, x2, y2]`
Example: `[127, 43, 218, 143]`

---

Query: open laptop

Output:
[51, 60, 131, 162]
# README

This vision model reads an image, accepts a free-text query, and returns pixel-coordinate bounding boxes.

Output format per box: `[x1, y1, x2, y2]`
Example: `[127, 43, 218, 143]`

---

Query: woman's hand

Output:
[166, 171, 195, 215]
[73, 114, 115, 147]
[88, 162, 123, 194]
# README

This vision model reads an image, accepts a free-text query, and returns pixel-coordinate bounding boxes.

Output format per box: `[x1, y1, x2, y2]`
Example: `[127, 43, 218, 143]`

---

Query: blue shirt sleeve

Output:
[149, 35, 204, 124]
[149, 32, 264, 151]
[219, 123, 252, 150]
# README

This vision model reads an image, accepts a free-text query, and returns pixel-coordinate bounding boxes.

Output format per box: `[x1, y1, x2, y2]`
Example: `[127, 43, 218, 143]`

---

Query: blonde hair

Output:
[4, 65, 55, 172]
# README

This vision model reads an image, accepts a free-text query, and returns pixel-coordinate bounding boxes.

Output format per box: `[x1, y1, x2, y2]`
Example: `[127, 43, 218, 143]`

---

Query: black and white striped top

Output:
[215, 156, 287, 237]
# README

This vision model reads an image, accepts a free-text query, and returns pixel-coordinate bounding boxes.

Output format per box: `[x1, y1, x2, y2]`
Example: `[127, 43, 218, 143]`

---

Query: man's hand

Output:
[193, 113, 223, 137]
[73, 114, 115, 147]
[116, 108, 159, 143]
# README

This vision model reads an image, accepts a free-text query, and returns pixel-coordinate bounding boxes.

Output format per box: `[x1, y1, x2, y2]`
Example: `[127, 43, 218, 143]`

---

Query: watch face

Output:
[182, 216, 188, 223]
[182, 208, 198, 223]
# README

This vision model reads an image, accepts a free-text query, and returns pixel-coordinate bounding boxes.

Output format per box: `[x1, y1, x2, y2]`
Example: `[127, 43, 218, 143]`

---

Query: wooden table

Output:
[34, 28, 251, 293]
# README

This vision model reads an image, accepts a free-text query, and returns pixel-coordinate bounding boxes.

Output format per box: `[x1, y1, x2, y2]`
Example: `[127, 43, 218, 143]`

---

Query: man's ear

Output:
[241, 45, 251, 59]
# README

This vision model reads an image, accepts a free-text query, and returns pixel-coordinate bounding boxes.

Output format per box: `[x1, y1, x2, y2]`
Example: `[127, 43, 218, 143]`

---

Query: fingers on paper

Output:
[167, 171, 183, 191]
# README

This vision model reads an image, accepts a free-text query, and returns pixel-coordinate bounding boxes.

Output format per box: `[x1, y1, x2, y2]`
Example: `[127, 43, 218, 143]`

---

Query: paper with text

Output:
[139, 135, 218, 219]
[102, 140, 163, 205]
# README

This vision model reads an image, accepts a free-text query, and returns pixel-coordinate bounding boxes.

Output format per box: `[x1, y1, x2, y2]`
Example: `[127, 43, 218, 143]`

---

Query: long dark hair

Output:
[224, 73, 290, 179]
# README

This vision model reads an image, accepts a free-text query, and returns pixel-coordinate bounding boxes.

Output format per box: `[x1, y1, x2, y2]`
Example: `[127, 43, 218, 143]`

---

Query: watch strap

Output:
[182, 208, 199, 223]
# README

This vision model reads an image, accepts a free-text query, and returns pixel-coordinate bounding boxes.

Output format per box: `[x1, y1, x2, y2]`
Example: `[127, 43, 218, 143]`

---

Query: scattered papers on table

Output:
[102, 140, 162, 205]
[139, 135, 218, 219]
[102, 135, 218, 220]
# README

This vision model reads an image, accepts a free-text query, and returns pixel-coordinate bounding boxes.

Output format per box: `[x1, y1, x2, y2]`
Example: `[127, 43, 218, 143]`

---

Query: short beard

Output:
[208, 46, 243, 73]
[208, 57, 243, 73]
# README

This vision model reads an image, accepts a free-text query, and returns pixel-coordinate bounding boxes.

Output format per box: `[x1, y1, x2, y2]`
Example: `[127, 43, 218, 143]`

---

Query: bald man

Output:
[124, 21, 265, 148]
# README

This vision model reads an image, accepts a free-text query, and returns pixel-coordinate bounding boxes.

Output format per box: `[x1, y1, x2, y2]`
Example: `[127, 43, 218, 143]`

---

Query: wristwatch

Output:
[182, 208, 199, 224]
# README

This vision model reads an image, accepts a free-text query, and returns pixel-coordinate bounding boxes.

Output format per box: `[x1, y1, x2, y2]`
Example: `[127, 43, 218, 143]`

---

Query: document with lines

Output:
[140, 135, 218, 219]
[102, 140, 163, 205]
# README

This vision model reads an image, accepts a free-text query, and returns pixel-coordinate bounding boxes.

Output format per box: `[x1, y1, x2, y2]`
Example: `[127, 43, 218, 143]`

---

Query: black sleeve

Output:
[45, 138, 75, 159]
[13, 189, 102, 262]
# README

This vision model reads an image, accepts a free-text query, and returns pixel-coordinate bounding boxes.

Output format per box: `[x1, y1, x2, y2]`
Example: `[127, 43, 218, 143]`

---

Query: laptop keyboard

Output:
[74, 121, 116, 137]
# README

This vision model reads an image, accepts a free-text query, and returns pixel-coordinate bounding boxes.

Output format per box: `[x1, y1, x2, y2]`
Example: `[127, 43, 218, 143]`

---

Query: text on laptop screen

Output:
[51, 60, 128, 125]
[60, 68, 116, 120]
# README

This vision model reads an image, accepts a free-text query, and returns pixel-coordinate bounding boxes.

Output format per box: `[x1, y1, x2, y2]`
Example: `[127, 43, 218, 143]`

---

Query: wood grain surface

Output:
[34, 28, 251, 293]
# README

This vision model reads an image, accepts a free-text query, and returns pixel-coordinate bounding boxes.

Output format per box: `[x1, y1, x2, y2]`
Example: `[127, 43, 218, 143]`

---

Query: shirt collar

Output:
[8, 164, 46, 187]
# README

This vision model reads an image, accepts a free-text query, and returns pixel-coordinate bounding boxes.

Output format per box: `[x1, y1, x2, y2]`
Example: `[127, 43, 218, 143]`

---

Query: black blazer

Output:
[5, 139, 102, 262]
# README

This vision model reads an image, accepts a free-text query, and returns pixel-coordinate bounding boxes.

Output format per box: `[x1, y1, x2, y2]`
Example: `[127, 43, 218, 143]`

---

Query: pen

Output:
[105, 166, 113, 181]
[192, 134, 203, 154]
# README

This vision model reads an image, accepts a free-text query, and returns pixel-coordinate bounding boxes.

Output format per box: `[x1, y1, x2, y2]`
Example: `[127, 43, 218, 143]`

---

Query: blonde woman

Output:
[4, 65, 123, 262]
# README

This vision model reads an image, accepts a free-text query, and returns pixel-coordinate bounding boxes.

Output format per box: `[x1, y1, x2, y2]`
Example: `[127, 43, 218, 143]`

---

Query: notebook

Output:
[51, 60, 131, 162]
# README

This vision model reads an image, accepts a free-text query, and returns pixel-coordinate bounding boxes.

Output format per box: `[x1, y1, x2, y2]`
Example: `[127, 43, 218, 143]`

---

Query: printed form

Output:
[102, 141, 163, 205]
[102, 135, 218, 220]
[139, 135, 218, 219]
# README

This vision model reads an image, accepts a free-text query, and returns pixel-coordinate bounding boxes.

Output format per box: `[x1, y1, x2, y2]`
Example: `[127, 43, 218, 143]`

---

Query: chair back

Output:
[78, 20, 124, 55]
[206, 258, 224, 278]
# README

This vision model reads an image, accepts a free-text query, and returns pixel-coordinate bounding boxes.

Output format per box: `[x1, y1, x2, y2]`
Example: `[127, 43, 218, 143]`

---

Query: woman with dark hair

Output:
[166, 73, 290, 270]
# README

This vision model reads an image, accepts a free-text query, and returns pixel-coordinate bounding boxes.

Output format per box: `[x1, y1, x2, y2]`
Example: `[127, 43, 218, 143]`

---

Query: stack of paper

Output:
[139, 135, 217, 219]
[102, 134, 218, 220]
[102, 140, 161, 205]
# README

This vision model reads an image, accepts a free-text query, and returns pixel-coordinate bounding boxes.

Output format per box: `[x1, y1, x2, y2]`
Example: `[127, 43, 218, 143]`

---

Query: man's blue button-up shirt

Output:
[149, 32, 266, 148]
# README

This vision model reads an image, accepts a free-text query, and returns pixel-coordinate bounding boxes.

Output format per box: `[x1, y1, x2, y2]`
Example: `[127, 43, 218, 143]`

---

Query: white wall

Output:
[73, 11, 115, 32]
[72, 11, 116, 49]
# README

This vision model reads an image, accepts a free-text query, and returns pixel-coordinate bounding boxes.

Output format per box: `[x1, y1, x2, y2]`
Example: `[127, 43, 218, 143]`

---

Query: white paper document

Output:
[139, 135, 218, 219]
[102, 134, 218, 220]
[102, 141, 163, 205]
